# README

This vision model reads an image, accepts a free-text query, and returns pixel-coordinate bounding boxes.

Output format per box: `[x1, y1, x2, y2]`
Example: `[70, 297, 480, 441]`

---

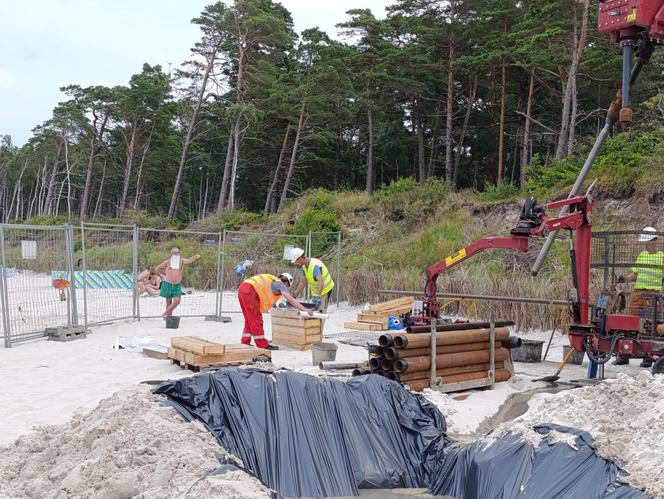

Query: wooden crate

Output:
[171, 336, 226, 355]
[271, 308, 322, 350]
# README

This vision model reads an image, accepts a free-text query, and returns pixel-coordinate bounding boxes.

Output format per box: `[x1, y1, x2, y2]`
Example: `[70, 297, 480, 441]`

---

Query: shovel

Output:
[532, 347, 576, 383]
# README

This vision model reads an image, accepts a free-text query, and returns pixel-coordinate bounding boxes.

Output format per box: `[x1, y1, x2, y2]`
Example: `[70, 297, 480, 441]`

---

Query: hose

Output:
[583, 333, 624, 365]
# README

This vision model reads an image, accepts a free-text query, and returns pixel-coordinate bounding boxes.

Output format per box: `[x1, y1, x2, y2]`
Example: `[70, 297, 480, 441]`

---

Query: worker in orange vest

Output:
[239, 272, 313, 350]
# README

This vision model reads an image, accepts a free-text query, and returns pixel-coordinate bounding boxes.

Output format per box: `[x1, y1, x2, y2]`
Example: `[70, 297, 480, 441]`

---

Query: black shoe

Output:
[640, 359, 653, 368]
[612, 356, 629, 365]
[263, 344, 279, 351]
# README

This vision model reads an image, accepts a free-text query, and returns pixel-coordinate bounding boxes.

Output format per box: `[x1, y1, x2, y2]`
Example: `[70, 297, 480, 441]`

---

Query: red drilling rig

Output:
[413, 1, 664, 378]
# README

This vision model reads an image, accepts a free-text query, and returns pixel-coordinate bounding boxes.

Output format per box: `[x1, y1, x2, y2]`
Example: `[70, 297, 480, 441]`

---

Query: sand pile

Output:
[496, 372, 664, 498]
[0, 387, 271, 499]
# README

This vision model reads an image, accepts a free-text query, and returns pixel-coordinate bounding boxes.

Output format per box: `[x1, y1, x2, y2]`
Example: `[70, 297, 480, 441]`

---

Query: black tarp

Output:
[155, 370, 649, 499]
[428, 424, 649, 499]
[154, 368, 449, 498]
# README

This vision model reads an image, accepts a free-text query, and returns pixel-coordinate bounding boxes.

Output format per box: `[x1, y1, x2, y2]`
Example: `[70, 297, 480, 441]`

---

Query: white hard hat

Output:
[638, 227, 658, 242]
[289, 247, 305, 263]
[279, 273, 293, 286]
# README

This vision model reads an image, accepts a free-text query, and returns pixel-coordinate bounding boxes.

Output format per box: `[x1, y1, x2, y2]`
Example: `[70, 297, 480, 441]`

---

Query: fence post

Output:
[132, 224, 139, 321]
[65, 224, 79, 326]
[80, 223, 89, 329]
[218, 228, 227, 316]
[336, 231, 341, 308]
[0, 225, 11, 347]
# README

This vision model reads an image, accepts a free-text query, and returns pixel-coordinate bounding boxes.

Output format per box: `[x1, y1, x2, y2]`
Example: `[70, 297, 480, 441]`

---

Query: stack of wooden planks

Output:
[343, 296, 414, 331]
[168, 336, 271, 372]
[271, 308, 322, 350]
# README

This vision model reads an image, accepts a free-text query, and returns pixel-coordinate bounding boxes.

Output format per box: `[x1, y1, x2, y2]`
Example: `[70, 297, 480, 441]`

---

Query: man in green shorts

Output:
[155, 247, 200, 318]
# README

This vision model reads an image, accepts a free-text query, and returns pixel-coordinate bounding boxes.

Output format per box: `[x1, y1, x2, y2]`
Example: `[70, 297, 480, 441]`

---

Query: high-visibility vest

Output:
[302, 258, 334, 297]
[245, 274, 281, 313]
[632, 251, 664, 291]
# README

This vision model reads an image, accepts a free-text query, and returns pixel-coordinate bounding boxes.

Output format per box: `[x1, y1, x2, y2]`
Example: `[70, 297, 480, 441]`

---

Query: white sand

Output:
[497, 371, 664, 498]
[0, 387, 271, 499]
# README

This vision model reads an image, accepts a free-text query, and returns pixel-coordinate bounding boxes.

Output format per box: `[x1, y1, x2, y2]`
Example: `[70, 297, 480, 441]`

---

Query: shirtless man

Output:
[155, 248, 200, 318]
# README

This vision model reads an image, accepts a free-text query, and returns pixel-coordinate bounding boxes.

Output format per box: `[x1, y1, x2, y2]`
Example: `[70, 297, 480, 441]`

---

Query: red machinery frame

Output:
[417, 194, 664, 375]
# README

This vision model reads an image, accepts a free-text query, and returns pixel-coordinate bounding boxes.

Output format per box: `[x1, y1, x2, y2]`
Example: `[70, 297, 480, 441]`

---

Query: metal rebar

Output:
[378, 289, 567, 306]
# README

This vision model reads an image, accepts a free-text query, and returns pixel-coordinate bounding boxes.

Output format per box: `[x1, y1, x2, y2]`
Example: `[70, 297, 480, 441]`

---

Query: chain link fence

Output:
[0, 222, 342, 347]
[0, 224, 76, 346]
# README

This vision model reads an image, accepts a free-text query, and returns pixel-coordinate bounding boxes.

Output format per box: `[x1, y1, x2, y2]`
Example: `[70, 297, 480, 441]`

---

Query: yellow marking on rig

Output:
[445, 248, 467, 267]
[626, 9, 636, 22]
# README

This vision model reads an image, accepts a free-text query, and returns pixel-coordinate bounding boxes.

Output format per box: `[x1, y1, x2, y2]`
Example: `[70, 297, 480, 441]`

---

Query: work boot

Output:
[263, 344, 280, 351]
[640, 358, 653, 368]
[612, 355, 629, 366]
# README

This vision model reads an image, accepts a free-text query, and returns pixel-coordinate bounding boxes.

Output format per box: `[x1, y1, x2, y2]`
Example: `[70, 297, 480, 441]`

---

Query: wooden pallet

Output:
[344, 297, 414, 331]
[168, 339, 270, 371]
[171, 359, 248, 372]
[271, 308, 322, 350]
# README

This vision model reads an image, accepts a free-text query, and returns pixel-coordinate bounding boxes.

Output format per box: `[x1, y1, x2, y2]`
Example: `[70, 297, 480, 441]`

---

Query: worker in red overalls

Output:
[238, 272, 313, 350]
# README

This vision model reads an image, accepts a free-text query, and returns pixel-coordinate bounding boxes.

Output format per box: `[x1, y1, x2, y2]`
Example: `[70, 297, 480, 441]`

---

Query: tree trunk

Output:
[168, 53, 215, 219]
[133, 121, 155, 210]
[521, 70, 536, 190]
[453, 77, 478, 188]
[497, 60, 507, 184]
[445, 35, 456, 185]
[227, 117, 243, 211]
[366, 102, 375, 195]
[278, 102, 306, 212]
[45, 140, 64, 216]
[417, 114, 426, 184]
[80, 114, 108, 219]
[265, 125, 290, 213]
[567, 78, 578, 156]
[555, 0, 590, 159]
[118, 121, 138, 217]
[426, 101, 442, 178]
[217, 132, 235, 212]
[93, 161, 107, 220]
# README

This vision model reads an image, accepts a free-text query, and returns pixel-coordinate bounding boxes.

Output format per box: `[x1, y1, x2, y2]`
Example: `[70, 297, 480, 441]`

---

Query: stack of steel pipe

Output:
[352, 322, 520, 392]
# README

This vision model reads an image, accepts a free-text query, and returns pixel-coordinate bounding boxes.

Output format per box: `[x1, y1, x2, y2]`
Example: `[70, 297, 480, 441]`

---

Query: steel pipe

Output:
[384, 341, 502, 360]
[369, 357, 383, 370]
[379, 289, 568, 306]
[394, 347, 509, 374]
[320, 361, 367, 370]
[501, 336, 523, 349]
[406, 321, 514, 333]
[405, 368, 512, 392]
[380, 358, 393, 371]
[396, 361, 506, 382]
[392, 327, 510, 349]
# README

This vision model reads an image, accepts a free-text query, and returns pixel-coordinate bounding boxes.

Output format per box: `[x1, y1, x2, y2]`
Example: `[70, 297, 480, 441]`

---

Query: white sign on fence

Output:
[21, 240, 37, 260]
[283, 245, 294, 261]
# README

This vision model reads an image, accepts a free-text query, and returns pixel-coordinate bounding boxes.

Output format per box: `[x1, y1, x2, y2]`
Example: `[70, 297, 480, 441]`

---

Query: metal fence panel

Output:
[219, 230, 309, 314]
[79, 223, 136, 326]
[219, 230, 341, 314]
[0, 224, 71, 345]
[137, 228, 222, 319]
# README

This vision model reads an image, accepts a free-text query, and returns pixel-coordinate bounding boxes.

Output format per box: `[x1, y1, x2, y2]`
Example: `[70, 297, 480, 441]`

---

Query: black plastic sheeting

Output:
[429, 424, 649, 499]
[154, 368, 449, 498]
[154, 370, 649, 499]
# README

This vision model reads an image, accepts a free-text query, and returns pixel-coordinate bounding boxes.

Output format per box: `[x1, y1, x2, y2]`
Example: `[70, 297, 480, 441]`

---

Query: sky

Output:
[0, 0, 394, 146]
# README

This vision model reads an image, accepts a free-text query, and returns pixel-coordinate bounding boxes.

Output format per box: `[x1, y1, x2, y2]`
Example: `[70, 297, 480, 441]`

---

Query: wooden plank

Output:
[269, 341, 313, 351]
[271, 317, 320, 330]
[171, 336, 226, 355]
[270, 308, 301, 319]
[168, 345, 270, 366]
[272, 326, 321, 341]
[344, 321, 384, 331]
[369, 297, 413, 313]
[273, 332, 322, 345]
[356, 314, 389, 328]
[143, 347, 169, 360]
